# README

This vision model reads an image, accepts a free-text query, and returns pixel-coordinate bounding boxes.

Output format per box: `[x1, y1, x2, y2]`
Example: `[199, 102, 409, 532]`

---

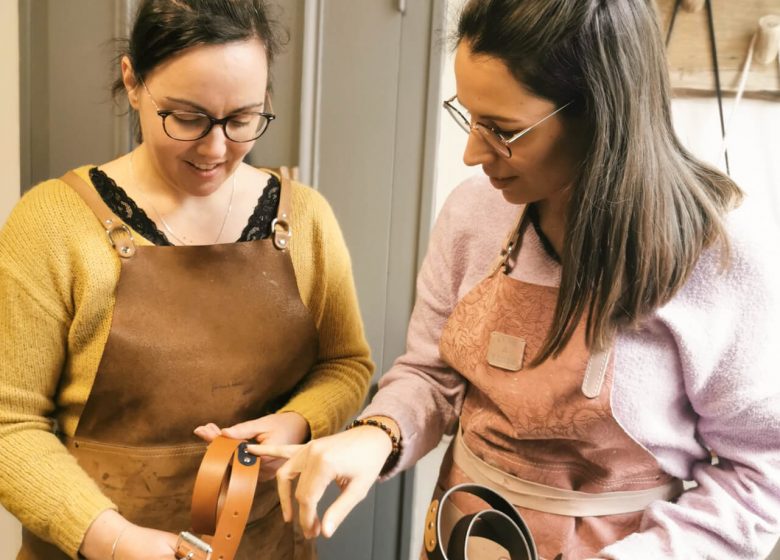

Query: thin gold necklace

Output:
[129, 152, 236, 245]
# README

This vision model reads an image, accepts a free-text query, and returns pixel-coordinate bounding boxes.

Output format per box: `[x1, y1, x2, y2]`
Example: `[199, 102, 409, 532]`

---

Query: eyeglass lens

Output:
[444, 101, 511, 157]
[474, 125, 511, 158]
[162, 112, 271, 142]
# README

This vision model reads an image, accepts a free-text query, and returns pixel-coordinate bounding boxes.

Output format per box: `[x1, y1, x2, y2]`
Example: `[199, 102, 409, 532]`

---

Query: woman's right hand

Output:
[249, 422, 395, 540]
[80, 509, 179, 559]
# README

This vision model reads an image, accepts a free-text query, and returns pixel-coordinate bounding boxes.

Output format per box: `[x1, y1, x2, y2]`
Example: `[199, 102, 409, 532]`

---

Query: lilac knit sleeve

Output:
[600, 209, 780, 559]
[360, 194, 468, 476]
[361, 176, 519, 477]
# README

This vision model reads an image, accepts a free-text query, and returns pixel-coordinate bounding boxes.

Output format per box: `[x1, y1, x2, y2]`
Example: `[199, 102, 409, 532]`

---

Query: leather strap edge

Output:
[59, 170, 137, 258]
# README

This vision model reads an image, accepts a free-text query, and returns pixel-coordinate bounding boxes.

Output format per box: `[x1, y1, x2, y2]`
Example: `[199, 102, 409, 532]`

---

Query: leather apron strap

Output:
[270, 166, 292, 251]
[489, 204, 529, 276]
[59, 170, 137, 258]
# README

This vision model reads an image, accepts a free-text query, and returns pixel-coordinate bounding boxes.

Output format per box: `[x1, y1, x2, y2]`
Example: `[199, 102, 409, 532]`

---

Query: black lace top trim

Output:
[88, 167, 281, 245]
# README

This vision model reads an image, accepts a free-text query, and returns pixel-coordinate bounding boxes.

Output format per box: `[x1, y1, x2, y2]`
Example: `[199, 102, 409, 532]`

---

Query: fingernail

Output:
[323, 521, 334, 537]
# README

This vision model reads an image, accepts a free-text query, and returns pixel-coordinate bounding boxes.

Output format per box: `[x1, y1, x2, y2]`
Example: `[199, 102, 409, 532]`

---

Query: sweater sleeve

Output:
[278, 187, 374, 439]
[360, 189, 470, 477]
[600, 212, 780, 559]
[0, 184, 116, 558]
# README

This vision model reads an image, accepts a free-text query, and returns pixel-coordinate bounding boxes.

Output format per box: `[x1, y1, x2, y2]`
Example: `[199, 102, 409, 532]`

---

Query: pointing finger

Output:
[275, 446, 309, 523]
[247, 443, 304, 459]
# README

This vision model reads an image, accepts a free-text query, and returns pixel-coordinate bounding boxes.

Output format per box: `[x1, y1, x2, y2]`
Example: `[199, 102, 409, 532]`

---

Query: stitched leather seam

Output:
[69, 439, 205, 456]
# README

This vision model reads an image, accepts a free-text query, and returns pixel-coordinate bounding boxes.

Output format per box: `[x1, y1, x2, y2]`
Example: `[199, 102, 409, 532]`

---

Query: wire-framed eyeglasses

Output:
[140, 80, 276, 143]
[443, 95, 572, 158]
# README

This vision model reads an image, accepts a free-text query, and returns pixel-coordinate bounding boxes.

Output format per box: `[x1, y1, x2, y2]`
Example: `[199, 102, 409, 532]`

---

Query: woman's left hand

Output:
[194, 412, 311, 481]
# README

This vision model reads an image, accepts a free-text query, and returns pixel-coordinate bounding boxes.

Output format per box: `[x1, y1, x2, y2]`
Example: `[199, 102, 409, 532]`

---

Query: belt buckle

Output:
[176, 531, 212, 560]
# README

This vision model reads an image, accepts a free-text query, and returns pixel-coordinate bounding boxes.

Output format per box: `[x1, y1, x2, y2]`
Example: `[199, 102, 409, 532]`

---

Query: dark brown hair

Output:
[457, 0, 742, 363]
[112, 0, 286, 139]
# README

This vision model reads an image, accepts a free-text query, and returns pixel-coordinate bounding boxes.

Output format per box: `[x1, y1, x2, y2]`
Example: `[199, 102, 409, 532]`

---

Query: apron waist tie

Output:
[453, 430, 684, 517]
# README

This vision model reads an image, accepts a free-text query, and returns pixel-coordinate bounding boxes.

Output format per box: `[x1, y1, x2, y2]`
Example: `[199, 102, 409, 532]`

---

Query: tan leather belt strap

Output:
[262, 166, 292, 251]
[59, 170, 137, 258]
[187, 436, 260, 560]
[453, 429, 684, 517]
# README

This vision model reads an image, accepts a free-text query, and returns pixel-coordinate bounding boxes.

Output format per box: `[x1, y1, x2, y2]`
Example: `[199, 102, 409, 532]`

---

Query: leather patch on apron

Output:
[487, 331, 526, 371]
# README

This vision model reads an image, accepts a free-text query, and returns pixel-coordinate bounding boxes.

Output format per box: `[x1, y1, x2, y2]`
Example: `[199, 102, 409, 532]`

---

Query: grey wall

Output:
[19, 0, 120, 190]
[248, 0, 305, 170]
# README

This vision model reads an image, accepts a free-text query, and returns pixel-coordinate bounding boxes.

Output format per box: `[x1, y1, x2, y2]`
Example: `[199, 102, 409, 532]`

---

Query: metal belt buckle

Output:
[176, 531, 212, 560]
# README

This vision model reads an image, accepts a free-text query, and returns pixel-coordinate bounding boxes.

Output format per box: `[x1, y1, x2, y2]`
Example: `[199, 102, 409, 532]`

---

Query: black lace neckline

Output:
[88, 167, 281, 246]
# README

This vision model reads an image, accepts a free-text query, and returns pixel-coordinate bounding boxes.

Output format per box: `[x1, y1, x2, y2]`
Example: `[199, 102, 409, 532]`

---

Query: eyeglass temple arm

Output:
[505, 100, 574, 143]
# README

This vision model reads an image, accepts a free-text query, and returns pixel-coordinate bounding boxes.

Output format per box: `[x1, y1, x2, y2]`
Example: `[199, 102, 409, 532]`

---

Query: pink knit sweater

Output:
[362, 175, 780, 559]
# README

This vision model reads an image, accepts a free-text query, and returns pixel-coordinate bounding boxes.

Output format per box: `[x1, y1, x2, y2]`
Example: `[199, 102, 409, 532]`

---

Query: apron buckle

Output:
[271, 217, 292, 250]
[105, 222, 137, 258]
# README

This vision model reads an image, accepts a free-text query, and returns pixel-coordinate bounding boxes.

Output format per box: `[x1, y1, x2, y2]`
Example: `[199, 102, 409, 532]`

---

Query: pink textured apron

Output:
[431, 208, 682, 560]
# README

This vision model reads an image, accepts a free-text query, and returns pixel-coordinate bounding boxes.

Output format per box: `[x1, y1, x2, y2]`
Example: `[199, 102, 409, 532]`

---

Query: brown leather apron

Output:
[20, 170, 318, 560]
[428, 208, 682, 560]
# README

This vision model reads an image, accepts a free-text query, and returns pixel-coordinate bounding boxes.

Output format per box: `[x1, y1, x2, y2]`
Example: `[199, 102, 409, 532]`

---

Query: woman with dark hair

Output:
[0, 1, 372, 559]
[253, 1, 780, 558]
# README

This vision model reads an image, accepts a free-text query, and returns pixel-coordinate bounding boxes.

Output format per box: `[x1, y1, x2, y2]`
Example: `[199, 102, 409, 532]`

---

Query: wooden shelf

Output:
[657, 0, 780, 98]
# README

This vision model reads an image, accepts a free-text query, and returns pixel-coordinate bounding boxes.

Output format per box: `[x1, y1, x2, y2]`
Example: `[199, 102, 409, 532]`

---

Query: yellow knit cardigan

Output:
[0, 166, 374, 557]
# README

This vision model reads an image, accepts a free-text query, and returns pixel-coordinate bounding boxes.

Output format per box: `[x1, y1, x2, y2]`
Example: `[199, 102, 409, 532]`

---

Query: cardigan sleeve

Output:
[0, 183, 117, 559]
[278, 186, 374, 439]
[359, 187, 472, 477]
[599, 211, 780, 559]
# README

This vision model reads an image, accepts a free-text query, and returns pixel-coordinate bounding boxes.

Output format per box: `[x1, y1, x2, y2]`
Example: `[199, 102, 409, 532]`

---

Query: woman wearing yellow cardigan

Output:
[0, 1, 372, 559]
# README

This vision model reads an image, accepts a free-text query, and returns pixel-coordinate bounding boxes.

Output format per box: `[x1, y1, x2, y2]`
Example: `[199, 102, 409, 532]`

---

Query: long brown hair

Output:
[457, 0, 742, 363]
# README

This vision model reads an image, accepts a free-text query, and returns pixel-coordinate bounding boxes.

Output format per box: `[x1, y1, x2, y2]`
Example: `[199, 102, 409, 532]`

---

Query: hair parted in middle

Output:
[112, 0, 287, 142]
[456, 0, 742, 365]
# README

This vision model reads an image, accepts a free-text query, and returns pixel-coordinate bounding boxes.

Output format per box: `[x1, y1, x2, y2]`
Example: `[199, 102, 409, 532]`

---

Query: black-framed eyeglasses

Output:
[140, 80, 276, 143]
[443, 95, 572, 158]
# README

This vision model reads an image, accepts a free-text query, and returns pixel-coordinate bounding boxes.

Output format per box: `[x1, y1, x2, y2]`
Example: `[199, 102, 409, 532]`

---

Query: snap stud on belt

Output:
[177, 436, 260, 560]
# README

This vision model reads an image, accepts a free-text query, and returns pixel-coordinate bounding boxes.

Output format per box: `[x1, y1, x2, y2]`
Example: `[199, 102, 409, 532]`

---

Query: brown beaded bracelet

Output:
[346, 418, 402, 472]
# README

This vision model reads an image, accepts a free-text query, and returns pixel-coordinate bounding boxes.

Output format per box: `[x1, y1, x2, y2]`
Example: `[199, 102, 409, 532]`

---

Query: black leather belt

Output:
[424, 483, 538, 560]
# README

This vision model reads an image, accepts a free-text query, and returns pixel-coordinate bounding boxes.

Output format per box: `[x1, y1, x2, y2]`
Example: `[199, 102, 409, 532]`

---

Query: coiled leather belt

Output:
[424, 483, 538, 560]
[175, 436, 260, 560]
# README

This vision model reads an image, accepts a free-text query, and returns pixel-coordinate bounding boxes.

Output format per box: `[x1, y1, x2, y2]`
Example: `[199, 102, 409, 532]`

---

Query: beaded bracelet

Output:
[346, 417, 402, 472]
